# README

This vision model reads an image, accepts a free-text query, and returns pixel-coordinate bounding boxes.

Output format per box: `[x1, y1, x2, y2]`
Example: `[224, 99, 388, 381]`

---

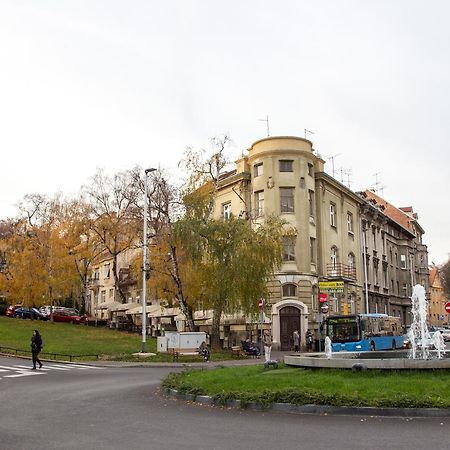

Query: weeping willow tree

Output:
[175, 211, 284, 349]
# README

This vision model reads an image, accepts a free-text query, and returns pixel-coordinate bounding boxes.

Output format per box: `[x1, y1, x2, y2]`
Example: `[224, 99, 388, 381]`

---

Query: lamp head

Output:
[145, 168, 157, 175]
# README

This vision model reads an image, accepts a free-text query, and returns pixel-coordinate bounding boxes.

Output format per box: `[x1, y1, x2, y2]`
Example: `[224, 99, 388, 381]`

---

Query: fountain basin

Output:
[285, 351, 450, 370]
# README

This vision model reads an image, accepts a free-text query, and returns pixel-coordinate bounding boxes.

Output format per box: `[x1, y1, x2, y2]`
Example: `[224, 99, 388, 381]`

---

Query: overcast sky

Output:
[0, 1, 449, 264]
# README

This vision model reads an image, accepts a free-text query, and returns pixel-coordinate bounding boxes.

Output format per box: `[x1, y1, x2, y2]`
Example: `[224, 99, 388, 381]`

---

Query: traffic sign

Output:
[258, 298, 265, 309]
[445, 302, 450, 314]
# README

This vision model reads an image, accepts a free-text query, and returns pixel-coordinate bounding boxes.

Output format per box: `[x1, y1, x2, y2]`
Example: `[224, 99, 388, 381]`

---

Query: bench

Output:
[171, 348, 201, 361]
[231, 346, 246, 358]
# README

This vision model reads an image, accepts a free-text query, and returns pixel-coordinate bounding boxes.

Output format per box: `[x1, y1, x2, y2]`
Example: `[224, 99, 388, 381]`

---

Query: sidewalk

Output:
[67, 350, 294, 369]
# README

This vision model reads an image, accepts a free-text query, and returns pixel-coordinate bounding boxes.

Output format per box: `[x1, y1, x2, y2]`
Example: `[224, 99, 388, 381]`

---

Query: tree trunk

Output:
[113, 254, 126, 303]
[211, 305, 223, 349]
[170, 245, 196, 331]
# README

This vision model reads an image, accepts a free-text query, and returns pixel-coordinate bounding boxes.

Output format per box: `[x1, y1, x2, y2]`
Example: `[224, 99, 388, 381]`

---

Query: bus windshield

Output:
[327, 317, 360, 343]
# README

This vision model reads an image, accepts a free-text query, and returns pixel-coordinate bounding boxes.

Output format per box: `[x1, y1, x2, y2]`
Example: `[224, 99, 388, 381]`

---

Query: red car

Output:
[6, 304, 22, 317]
[50, 310, 86, 324]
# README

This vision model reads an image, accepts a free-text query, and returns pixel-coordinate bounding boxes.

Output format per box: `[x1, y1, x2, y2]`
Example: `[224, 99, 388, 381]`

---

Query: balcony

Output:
[88, 278, 102, 289]
[326, 263, 356, 280]
[118, 268, 135, 287]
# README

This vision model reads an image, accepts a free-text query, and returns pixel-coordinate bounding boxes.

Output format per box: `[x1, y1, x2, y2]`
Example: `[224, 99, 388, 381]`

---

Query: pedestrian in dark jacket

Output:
[31, 329, 43, 369]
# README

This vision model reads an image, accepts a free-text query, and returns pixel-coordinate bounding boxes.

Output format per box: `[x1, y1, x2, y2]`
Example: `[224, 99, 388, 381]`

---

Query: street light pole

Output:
[142, 168, 156, 353]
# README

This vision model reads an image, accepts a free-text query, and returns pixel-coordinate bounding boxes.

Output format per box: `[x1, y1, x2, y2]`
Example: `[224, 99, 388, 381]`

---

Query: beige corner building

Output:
[429, 265, 447, 327]
[213, 136, 364, 350]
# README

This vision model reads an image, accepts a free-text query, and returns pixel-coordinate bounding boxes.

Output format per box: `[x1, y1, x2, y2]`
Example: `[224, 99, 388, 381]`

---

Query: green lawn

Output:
[0, 316, 232, 362]
[163, 365, 450, 409]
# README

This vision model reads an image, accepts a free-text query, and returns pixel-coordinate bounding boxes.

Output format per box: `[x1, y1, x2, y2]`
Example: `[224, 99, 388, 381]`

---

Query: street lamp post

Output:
[142, 168, 156, 353]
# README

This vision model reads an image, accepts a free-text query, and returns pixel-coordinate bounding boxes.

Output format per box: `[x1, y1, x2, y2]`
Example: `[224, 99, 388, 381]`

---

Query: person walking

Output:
[293, 330, 300, 352]
[262, 329, 273, 363]
[31, 329, 43, 370]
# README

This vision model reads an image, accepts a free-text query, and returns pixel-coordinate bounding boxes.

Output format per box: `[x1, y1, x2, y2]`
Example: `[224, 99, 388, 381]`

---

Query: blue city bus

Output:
[325, 314, 404, 352]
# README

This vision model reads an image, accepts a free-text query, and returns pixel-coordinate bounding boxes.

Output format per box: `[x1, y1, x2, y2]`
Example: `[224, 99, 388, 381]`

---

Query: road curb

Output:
[164, 388, 450, 418]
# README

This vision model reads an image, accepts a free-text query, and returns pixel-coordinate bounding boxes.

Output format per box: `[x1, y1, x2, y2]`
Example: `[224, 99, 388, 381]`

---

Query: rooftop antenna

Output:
[372, 172, 382, 194]
[327, 153, 340, 178]
[340, 168, 353, 188]
[304, 129, 315, 140]
[258, 115, 270, 137]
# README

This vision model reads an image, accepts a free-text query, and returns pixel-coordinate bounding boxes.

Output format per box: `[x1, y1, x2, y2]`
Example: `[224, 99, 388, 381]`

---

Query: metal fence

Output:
[0, 346, 98, 361]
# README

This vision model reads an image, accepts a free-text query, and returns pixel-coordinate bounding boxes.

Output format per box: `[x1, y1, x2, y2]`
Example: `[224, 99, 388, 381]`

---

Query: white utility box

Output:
[158, 331, 207, 353]
[157, 336, 168, 353]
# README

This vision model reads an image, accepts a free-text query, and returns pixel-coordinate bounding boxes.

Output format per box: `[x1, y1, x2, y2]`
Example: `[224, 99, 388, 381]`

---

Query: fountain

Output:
[284, 284, 449, 370]
[432, 331, 446, 359]
[324, 336, 332, 359]
[408, 284, 430, 360]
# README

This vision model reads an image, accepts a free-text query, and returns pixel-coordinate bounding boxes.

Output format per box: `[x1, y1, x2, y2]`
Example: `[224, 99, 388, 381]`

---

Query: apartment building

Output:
[87, 248, 141, 322]
[429, 265, 447, 327]
[361, 191, 429, 327]
[213, 136, 364, 350]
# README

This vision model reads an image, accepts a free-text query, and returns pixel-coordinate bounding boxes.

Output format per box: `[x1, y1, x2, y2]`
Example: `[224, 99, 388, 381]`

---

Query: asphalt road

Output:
[0, 356, 448, 450]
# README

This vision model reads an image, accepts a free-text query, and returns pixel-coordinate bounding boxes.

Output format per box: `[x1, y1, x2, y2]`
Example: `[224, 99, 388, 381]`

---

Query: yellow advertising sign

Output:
[319, 281, 344, 293]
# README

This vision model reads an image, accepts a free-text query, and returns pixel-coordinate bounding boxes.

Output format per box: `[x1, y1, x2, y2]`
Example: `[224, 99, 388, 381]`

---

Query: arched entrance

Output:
[279, 306, 301, 351]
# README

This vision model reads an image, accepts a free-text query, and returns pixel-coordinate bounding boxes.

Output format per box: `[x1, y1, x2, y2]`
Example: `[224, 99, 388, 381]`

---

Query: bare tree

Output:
[130, 167, 196, 331]
[83, 169, 142, 303]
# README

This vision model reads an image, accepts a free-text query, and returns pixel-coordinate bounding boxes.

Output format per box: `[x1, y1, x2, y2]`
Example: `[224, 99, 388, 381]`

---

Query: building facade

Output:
[361, 191, 429, 328]
[211, 136, 429, 349]
[428, 265, 447, 327]
[213, 136, 364, 350]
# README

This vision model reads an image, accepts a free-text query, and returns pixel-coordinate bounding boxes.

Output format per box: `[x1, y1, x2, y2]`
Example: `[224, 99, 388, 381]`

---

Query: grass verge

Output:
[162, 365, 450, 409]
[0, 316, 234, 362]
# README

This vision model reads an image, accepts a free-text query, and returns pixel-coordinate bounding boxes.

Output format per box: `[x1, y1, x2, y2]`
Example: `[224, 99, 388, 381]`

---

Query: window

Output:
[400, 254, 407, 269]
[254, 163, 263, 177]
[279, 160, 293, 172]
[402, 283, 408, 296]
[330, 246, 338, 269]
[373, 261, 379, 285]
[104, 263, 111, 278]
[383, 265, 388, 287]
[330, 203, 336, 227]
[101, 290, 106, 303]
[282, 237, 296, 261]
[282, 283, 297, 297]
[348, 253, 355, 273]
[372, 229, 376, 249]
[280, 187, 295, 213]
[308, 190, 315, 217]
[109, 288, 114, 299]
[310, 237, 316, 264]
[254, 191, 264, 217]
[307, 163, 313, 176]
[94, 268, 100, 280]
[222, 202, 232, 220]
[347, 212, 354, 233]
[349, 293, 356, 314]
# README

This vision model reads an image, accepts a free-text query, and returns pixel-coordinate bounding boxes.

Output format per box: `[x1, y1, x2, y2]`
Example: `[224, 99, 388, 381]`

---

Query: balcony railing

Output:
[88, 278, 101, 288]
[326, 263, 356, 280]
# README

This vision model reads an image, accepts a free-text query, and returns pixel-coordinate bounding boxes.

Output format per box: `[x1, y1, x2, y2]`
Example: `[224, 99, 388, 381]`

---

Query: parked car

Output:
[6, 304, 22, 317]
[50, 310, 86, 324]
[14, 307, 49, 321]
